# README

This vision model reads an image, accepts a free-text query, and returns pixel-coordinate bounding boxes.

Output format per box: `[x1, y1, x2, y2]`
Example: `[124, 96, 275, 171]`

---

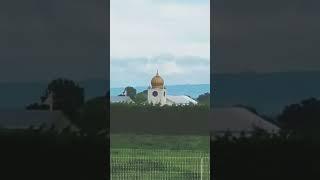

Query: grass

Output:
[111, 133, 210, 150]
[110, 133, 210, 180]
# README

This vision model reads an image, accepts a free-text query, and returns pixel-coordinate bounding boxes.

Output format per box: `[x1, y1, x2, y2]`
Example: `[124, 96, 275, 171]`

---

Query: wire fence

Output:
[111, 148, 210, 180]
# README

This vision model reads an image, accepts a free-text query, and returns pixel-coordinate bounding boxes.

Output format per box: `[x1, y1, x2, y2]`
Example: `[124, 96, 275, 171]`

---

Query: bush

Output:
[110, 102, 209, 113]
[110, 103, 209, 134]
[211, 130, 320, 180]
[0, 130, 108, 180]
[77, 96, 107, 135]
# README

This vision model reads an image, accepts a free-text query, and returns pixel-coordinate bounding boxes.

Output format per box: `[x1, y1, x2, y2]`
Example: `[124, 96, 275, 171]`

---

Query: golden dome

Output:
[151, 70, 164, 89]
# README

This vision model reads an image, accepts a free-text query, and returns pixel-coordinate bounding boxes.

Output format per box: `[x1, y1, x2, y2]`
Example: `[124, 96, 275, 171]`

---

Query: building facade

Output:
[147, 71, 197, 106]
[147, 70, 167, 105]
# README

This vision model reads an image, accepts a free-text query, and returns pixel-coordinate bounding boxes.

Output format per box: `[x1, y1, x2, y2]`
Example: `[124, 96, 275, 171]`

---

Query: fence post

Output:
[200, 157, 203, 180]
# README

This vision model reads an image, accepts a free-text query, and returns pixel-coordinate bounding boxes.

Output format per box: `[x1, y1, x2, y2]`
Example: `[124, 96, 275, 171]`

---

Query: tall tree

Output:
[124, 86, 137, 98]
[41, 78, 84, 118]
[77, 96, 107, 135]
[278, 97, 320, 139]
[197, 92, 210, 105]
[134, 90, 148, 104]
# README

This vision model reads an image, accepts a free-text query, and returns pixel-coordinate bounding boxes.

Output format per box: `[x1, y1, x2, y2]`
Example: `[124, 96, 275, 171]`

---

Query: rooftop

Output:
[110, 96, 134, 103]
[167, 95, 198, 105]
[209, 107, 280, 133]
[0, 110, 79, 132]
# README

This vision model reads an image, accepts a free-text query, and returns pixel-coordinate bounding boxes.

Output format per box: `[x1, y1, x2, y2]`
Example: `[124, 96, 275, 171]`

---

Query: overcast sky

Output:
[110, 0, 210, 87]
[0, 0, 107, 82]
[1, 0, 320, 84]
[213, 0, 320, 73]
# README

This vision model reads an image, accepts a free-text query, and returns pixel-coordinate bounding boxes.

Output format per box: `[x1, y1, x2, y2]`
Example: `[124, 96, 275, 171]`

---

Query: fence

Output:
[111, 148, 210, 180]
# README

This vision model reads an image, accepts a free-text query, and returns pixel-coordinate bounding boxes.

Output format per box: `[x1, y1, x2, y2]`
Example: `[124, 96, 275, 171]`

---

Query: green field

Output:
[111, 134, 210, 180]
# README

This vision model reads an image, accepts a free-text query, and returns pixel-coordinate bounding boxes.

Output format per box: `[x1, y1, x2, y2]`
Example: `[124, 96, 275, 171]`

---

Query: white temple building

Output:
[110, 96, 134, 104]
[147, 71, 198, 106]
[0, 92, 80, 133]
[110, 71, 198, 105]
[209, 107, 280, 137]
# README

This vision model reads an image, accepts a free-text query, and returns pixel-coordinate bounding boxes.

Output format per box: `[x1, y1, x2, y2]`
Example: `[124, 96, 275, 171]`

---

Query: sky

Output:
[1, 0, 320, 84]
[110, 0, 210, 87]
[0, 0, 107, 82]
[213, 0, 320, 74]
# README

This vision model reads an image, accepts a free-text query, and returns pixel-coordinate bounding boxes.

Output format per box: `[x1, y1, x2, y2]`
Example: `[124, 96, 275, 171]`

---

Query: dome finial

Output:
[151, 69, 164, 89]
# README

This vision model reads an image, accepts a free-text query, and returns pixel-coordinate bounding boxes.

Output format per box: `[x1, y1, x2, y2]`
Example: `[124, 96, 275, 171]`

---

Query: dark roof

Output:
[0, 110, 79, 132]
[209, 107, 280, 133]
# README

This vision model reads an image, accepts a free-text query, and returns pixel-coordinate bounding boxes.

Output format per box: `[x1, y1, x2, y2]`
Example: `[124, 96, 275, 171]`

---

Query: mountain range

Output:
[212, 71, 320, 116]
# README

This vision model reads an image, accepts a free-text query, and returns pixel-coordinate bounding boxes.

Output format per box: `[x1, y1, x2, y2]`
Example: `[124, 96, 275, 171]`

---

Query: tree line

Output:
[211, 97, 320, 180]
[25, 78, 107, 136]
[118, 86, 210, 105]
[24, 78, 320, 139]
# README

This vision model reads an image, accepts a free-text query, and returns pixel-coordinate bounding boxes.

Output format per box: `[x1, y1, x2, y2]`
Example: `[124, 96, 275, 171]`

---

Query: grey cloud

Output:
[111, 55, 209, 87]
[111, 55, 209, 69]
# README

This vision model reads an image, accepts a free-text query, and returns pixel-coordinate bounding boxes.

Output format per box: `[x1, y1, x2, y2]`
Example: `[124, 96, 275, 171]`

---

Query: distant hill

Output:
[212, 71, 320, 116]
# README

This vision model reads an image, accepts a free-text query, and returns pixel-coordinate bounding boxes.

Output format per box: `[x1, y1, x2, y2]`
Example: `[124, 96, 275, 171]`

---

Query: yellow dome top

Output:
[151, 70, 164, 89]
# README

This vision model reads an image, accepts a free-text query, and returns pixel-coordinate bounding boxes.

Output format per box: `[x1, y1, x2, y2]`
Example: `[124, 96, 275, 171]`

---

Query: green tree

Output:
[124, 86, 137, 98]
[41, 78, 84, 119]
[278, 97, 320, 140]
[133, 90, 147, 104]
[197, 92, 210, 105]
[26, 103, 50, 110]
[77, 96, 107, 135]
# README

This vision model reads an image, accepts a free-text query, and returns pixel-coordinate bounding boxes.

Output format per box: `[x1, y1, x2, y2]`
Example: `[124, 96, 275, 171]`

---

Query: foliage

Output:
[25, 78, 109, 135]
[26, 78, 84, 120]
[211, 98, 320, 180]
[110, 103, 209, 135]
[132, 90, 148, 104]
[77, 96, 107, 135]
[110, 102, 210, 113]
[277, 97, 320, 140]
[26, 103, 50, 110]
[197, 92, 210, 106]
[43, 78, 84, 117]
[111, 134, 209, 151]
[211, 129, 319, 180]
[0, 130, 108, 179]
[124, 86, 137, 98]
